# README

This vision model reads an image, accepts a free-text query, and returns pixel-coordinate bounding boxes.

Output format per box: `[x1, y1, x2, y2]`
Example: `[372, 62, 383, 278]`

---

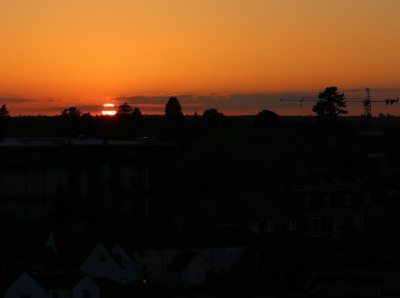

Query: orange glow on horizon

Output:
[1, 1, 400, 116]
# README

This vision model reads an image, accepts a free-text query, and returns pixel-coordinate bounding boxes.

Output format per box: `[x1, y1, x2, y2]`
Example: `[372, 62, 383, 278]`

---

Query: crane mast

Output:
[280, 88, 398, 117]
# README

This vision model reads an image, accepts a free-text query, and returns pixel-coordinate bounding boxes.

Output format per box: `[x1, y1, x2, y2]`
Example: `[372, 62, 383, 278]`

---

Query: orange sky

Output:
[1, 0, 400, 116]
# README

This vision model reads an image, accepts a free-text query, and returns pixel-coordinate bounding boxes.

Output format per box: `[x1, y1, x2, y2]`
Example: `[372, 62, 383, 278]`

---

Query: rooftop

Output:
[0, 137, 171, 147]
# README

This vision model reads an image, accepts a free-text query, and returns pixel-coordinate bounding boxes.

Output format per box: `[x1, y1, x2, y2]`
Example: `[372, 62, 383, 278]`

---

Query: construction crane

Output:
[280, 88, 399, 117]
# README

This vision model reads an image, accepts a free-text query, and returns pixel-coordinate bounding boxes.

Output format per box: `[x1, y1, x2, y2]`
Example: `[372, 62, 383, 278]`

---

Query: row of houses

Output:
[0, 224, 250, 297]
[0, 137, 398, 242]
[0, 137, 175, 224]
[199, 167, 400, 242]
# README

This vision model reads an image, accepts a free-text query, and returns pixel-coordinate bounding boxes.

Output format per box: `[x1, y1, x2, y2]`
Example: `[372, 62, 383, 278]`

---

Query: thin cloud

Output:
[0, 97, 37, 103]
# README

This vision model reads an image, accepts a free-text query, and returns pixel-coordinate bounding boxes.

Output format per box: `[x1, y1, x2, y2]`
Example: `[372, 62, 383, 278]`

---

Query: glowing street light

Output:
[102, 103, 117, 116]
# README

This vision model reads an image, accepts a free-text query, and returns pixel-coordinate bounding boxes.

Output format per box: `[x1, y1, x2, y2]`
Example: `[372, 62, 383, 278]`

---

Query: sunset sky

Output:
[1, 0, 400, 116]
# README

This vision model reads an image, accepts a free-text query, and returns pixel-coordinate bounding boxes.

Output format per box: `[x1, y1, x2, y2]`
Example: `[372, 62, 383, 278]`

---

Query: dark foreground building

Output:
[0, 137, 175, 224]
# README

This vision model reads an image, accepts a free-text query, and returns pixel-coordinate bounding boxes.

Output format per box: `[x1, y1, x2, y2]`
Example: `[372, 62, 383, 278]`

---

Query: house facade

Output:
[4, 272, 100, 298]
[0, 138, 175, 224]
[280, 180, 374, 239]
[133, 244, 246, 286]
[4, 272, 48, 298]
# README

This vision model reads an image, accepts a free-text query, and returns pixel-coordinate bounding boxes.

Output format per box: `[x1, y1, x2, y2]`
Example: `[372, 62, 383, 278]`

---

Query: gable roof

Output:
[32, 272, 87, 290]
[167, 250, 206, 272]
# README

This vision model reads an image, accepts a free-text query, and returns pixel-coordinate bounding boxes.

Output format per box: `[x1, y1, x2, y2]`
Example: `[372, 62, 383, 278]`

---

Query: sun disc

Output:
[102, 103, 116, 115]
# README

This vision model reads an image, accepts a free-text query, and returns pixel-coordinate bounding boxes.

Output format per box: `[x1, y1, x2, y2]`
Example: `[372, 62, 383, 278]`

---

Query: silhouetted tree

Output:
[202, 108, 225, 127]
[131, 107, 144, 137]
[132, 107, 143, 120]
[254, 109, 279, 128]
[60, 107, 82, 140]
[117, 102, 133, 115]
[0, 104, 10, 136]
[165, 96, 184, 122]
[0, 104, 10, 118]
[61, 107, 82, 117]
[312, 86, 347, 122]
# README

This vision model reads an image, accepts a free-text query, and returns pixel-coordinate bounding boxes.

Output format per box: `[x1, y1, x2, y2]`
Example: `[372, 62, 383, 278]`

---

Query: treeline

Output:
[1, 96, 400, 205]
[0, 97, 281, 141]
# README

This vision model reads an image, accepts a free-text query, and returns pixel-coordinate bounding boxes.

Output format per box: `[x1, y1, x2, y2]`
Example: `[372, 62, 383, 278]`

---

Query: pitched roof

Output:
[167, 250, 199, 272]
[32, 272, 86, 290]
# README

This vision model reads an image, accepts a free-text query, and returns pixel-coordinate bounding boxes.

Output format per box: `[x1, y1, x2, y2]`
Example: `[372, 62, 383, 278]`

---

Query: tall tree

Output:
[61, 107, 82, 117]
[132, 107, 143, 120]
[312, 86, 347, 122]
[165, 96, 184, 121]
[0, 104, 10, 118]
[254, 109, 279, 128]
[202, 108, 225, 127]
[117, 102, 133, 115]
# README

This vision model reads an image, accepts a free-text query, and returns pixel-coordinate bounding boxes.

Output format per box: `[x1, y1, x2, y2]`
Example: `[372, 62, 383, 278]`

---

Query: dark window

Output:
[311, 215, 321, 233]
[99, 254, 106, 262]
[82, 290, 90, 298]
[138, 251, 147, 257]
[343, 194, 351, 206]
[303, 195, 310, 207]
[53, 290, 58, 298]
[21, 295, 30, 298]
[113, 254, 122, 263]
[265, 221, 275, 232]
[355, 213, 364, 232]
[288, 219, 297, 231]
[363, 193, 371, 204]
[323, 195, 331, 207]
[335, 214, 344, 232]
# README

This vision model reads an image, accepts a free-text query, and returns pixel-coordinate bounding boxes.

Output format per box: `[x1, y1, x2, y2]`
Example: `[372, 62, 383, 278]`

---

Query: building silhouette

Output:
[0, 137, 175, 224]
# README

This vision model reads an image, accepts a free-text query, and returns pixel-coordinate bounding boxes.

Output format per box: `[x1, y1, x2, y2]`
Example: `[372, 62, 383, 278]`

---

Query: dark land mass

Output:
[1, 112, 400, 297]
